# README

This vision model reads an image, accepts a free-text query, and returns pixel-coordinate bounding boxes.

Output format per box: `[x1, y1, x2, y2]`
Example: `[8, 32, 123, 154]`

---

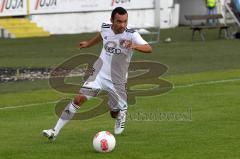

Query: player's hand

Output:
[79, 41, 89, 49]
[129, 43, 136, 50]
[124, 40, 134, 50]
[127, 42, 136, 50]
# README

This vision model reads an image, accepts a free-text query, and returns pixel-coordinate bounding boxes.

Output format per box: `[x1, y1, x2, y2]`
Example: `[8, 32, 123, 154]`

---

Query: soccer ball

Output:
[93, 131, 116, 152]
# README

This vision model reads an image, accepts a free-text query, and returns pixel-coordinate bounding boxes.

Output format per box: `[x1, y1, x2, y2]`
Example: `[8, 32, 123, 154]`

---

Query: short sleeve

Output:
[100, 23, 111, 38]
[132, 32, 148, 45]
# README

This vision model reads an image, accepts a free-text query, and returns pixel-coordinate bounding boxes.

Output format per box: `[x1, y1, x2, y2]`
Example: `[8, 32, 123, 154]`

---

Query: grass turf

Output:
[0, 27, 240, 159]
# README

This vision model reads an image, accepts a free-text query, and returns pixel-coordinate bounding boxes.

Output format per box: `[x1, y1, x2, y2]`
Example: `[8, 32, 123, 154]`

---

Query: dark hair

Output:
[111, 7, 127, 20]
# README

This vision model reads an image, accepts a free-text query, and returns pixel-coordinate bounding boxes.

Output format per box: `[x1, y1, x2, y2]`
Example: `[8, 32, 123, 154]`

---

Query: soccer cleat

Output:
[114, 110, 127, 135]
[42, 129, 57, 141]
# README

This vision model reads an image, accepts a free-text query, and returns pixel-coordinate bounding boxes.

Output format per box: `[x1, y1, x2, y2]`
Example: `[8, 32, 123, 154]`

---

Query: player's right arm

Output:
[79, 32, 102, 49]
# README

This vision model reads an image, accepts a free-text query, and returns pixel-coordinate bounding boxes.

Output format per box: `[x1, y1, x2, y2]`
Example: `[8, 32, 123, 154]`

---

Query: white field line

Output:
[0, 101, 58, 110]
[0, 78, 240, 110]
[173, 78, 240, 89]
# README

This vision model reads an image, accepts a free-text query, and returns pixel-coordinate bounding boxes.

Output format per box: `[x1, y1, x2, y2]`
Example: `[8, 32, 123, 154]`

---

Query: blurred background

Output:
[0, 0, 239, 38]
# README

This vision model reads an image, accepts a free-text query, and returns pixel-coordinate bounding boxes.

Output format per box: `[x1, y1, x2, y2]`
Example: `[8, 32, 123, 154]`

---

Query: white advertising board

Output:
[30, 0, 155, 14]
[0, 0, 27, 17]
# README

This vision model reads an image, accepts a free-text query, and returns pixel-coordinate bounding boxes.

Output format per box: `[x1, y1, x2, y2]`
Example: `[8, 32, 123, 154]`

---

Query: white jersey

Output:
[92, 23, 148, 84]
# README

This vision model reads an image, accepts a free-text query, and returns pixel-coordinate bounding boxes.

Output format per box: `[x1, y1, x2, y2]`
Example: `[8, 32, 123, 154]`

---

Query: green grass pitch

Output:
[0, 27, 240, 159]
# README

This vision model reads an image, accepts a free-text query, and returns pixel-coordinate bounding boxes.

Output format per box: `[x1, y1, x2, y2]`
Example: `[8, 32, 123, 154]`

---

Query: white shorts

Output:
[79, 76, 128, 112]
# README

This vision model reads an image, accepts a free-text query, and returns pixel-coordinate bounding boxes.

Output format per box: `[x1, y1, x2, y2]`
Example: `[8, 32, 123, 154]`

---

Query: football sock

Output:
[54, 101, 79, 135]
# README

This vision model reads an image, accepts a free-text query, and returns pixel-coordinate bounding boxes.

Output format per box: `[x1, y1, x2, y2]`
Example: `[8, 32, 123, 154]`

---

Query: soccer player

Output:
[43, 7, 152, 141]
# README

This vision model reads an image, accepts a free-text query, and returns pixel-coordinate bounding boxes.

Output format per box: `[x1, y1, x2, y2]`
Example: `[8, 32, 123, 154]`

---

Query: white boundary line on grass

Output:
[0, 101, 58, 110]
[173, 78, 240, 89]
[0, 78, 240, 110]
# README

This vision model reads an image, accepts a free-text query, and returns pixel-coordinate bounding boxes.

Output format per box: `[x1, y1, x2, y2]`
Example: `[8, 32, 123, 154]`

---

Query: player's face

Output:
[111, 13, 128, 34]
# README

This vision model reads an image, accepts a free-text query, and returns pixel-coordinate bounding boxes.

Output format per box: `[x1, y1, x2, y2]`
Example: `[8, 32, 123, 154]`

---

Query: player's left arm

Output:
[130, 31, 152, 53]
[131, 44, 152, 53]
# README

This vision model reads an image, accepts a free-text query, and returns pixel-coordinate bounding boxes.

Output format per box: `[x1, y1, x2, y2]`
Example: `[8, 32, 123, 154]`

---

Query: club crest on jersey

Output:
[120, 39, 132, 49]
[104, 41, 121, 55]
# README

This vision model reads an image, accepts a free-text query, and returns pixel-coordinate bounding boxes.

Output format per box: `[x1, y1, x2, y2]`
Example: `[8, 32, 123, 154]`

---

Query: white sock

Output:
[54, 101, 79, 135]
